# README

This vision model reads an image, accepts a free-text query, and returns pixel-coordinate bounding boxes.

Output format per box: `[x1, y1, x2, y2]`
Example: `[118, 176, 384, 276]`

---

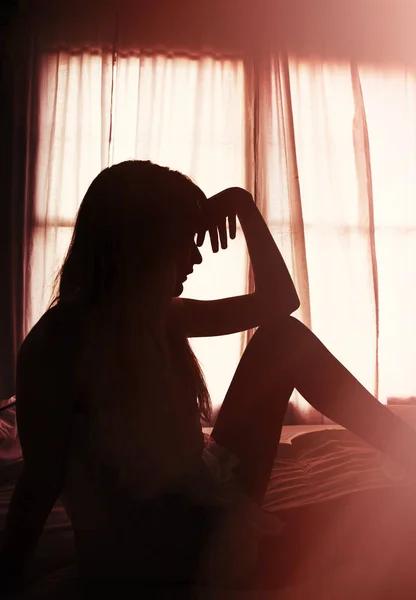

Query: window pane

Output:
[111, 55, 246, 197]
[359, 66, 416, 400]
[33, 53, 247, 409]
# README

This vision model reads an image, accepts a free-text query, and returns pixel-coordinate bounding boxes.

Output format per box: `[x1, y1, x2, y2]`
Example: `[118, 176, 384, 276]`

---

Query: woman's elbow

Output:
[259, 296, 300, 326]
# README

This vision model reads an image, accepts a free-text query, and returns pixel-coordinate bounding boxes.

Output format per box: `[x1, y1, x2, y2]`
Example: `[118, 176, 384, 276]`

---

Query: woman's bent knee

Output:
[248, 317, 311, 362]
[256, 315, 307, 342]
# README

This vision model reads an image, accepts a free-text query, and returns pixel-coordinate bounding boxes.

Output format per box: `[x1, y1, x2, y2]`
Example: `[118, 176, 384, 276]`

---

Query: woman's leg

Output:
[212, 316, 416, 503]
[211, 321, 295, 503]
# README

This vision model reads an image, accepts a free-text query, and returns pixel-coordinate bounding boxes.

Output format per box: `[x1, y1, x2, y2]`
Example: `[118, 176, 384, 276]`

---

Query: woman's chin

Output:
[173, 282, 184, 297]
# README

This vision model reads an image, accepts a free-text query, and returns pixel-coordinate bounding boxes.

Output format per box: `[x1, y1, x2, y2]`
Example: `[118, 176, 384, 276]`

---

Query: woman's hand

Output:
[196, 187, 253, 253]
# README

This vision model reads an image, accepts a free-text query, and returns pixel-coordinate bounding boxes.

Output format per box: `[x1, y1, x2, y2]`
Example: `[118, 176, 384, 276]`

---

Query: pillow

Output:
[0, 396, 22, 470]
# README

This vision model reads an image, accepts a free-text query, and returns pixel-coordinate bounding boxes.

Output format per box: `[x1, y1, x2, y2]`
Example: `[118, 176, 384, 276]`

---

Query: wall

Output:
[21, 0, 416, 66]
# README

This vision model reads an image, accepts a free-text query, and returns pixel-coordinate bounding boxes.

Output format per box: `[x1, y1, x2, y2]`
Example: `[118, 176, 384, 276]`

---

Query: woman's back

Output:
[18, 301, 207, 580]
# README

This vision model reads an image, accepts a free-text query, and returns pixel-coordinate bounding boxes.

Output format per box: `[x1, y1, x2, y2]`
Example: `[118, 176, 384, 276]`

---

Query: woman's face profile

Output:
[173, 236, 203, 297]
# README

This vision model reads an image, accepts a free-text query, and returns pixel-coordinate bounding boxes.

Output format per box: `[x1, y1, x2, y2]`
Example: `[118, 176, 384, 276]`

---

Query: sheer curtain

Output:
[31, 51, 248, 409]
[30, 49, 416, 416]
[256, 56, 416, 414]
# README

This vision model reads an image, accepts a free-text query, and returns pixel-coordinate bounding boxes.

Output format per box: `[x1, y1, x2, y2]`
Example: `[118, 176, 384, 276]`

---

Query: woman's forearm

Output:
[237, 192, 300, 317]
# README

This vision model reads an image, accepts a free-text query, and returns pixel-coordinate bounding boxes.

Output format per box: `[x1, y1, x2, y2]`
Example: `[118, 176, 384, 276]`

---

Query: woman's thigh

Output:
[211, 323, 296, 503]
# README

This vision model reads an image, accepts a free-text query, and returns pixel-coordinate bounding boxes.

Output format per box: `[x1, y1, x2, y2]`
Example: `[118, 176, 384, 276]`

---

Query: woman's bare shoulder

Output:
[18, 303, 87, 374]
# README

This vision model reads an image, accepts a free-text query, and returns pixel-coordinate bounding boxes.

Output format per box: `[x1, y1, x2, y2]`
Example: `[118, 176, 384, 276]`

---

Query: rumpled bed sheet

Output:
[2, 425, 416, 599]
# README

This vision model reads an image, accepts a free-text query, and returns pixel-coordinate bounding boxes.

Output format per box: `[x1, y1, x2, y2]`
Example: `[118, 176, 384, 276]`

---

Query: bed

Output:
[2, 396, 416, 599]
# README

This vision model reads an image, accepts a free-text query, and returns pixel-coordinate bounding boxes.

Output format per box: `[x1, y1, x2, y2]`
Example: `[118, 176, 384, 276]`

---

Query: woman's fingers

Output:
[228, 213, 237, 240]
[217, 219, 228, 250]
[209, 226, 219, 253]
[196, 228, 206, 247]
[197, 194, 238, 251]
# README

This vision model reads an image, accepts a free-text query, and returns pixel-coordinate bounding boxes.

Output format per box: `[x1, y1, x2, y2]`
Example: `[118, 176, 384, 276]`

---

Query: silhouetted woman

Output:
[3, 160, 416, 595]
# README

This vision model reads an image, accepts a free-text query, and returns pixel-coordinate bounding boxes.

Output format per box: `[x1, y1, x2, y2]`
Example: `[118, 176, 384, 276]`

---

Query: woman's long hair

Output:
[50, 160, 211, 426]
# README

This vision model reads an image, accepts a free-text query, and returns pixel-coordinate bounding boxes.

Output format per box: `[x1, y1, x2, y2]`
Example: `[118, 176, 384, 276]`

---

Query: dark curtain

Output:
[0, 3, 37, 398]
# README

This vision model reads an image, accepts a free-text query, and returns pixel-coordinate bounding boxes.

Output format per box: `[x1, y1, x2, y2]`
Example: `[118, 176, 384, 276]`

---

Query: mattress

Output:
[2, 421, 416, 598]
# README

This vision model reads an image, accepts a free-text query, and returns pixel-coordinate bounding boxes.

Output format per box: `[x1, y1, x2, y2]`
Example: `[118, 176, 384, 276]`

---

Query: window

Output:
[287, 60, 416, 403]
[32, 52, 416, 412]
[32, 52, 247, 408]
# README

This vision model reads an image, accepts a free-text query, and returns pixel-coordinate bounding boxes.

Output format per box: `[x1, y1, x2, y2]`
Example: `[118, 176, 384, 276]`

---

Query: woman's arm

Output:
[1, 465, 65, 583]
[170, 188, 300, 337]
[234, 188, 299, 312]
[0, 317, 74, 581]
